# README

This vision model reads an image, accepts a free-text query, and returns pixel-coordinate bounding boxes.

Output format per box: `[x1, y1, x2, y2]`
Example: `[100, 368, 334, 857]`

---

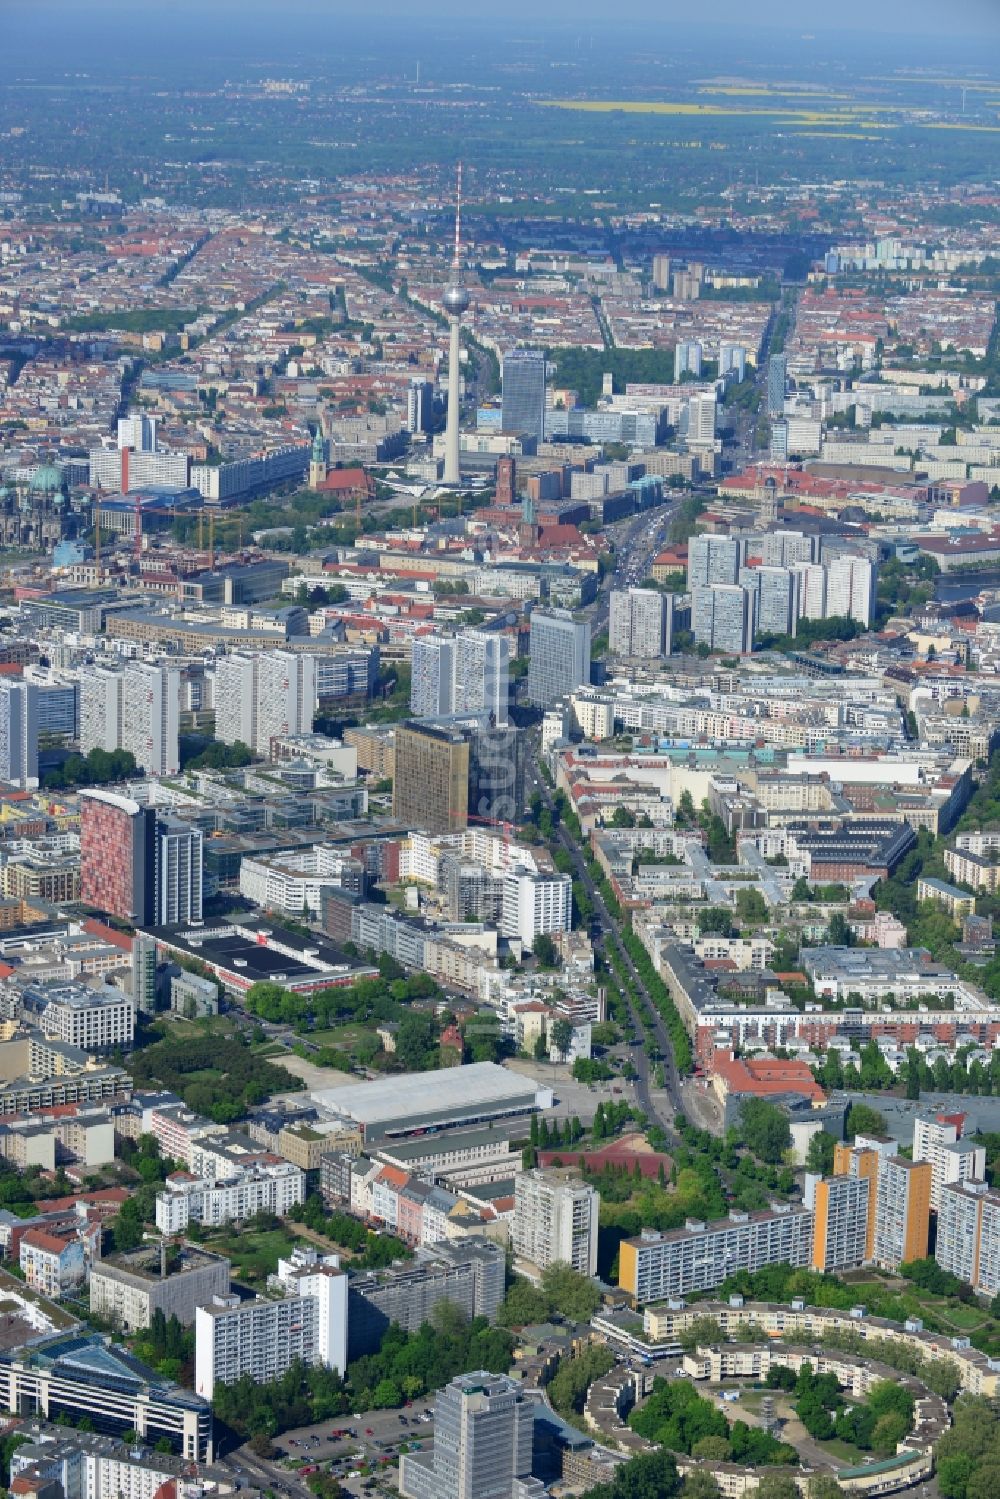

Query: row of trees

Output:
[288, 1196, 411, 1270]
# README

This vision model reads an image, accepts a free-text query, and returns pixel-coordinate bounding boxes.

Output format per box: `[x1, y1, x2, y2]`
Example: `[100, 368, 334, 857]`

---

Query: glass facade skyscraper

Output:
[501, 349, 546, 440]
[526, 609, 591, 708]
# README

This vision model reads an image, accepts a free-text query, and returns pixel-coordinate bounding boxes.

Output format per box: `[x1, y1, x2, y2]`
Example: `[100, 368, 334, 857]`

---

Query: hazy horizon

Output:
[3, 0, 999, 49]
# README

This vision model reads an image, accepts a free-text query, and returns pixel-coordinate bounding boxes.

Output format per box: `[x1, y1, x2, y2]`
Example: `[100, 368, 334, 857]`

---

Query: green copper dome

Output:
[30, 463, 63, 493]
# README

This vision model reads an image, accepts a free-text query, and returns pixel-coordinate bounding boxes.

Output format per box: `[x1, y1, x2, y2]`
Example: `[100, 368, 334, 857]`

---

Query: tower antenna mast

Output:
[442, 162, 470, 488]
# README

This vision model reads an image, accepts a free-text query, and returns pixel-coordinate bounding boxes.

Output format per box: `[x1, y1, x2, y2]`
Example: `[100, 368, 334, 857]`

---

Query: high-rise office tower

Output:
[79, 666, 124, 755]
[80, 789, 157, 924]
[526, 610, 591, 708]
[442, 165, 470, 487]
[0, 680, 39, 790]
[686, 392, 717, 449]
[673, 340, 703, 382]
[688, 534, 741, 589]
[399, 1372, 540, 1499]
[215, 652, 316, 756]
[501, 350, 546, 442]
[406, 378, 434, 436]
[393, 722, 471, 834]
[767, 353, 788, 417]
[609, 588, 667, 658]
[122, 662, 180, 778]
[512, 1170, 598, 1276]
[81, 790, 202, 927]
[825, 555, 876, 628]
[468, 723, 525, 828]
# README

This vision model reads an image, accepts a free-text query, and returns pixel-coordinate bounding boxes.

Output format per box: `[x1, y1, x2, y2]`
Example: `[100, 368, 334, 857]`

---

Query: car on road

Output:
[365, 1428, 374, 1436]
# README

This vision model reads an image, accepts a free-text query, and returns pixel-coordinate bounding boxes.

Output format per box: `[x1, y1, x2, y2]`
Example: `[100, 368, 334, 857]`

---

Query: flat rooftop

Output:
[313, 1061, 539, 1128]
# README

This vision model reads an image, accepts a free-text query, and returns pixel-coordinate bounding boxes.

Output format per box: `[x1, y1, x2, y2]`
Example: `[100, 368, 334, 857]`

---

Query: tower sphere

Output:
[443, 283, 470, 317]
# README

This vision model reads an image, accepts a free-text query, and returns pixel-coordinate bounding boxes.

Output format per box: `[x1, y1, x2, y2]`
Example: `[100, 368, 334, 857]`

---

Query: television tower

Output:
[442, 163, 469, 487]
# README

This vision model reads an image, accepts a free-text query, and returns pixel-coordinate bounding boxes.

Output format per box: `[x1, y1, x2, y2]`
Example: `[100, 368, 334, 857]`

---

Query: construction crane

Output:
[208, 510, 215, 571]
[133, 492, 143, 565]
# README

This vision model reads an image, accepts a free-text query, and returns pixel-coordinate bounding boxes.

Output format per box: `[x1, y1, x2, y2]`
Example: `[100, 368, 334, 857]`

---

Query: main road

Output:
[528, 756, 683, 1138]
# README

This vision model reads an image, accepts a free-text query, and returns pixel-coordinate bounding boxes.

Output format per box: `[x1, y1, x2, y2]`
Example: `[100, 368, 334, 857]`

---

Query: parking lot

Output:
[272, 1402, 436, 1479]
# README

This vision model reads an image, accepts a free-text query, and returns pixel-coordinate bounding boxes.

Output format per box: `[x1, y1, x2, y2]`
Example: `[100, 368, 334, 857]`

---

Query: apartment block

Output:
[618, 1204, 812, 1303]
[22, 981, 134, 1053]
[90, 1244, 231, 1332]
[347, 1240, 505, 1359]
[937, 1179, 1000, 1298]
[808, 1173, 870, 1273]
[873, 1155, 931, 1270]
[511, 1170, 598, 1277]
[155, 1161, 305, 1234]
[913, 1113, 985, 1211]
[609, 588, 667, 658]
[195, 1255, 346, 1399]
[122, 663, 180, 778]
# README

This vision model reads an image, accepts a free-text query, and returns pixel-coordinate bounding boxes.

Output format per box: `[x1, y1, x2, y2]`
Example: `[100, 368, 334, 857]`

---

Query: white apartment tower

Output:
[122, 663, 180, 777]
[501, 867, 572, 952]
[609, 588, 667, 658]
[913, 1113, 985, 1212]
[410, 631, 511, 724]
[411, 637, 457, 718]
[0, 680, 39, 790]
[215, 652, 316, 756]
[511, 1169, 598, 1276]
[826, 555, 876, 628]
[79, 666, 124, 755]
[195, 1262, 347, 1398]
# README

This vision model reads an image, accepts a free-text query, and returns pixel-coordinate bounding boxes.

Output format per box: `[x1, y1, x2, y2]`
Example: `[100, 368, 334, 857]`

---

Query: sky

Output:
[3, 0, 999, 41]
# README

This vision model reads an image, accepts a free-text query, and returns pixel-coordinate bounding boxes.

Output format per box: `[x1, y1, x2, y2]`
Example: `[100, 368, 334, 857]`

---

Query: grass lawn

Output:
[308, 1023, 377, 1049]
[154, 1014, 232, 1041]
[931, 1299, 990, 1331]
[819, 1437, 874, 1466]
[202, 1228, 299, 1284]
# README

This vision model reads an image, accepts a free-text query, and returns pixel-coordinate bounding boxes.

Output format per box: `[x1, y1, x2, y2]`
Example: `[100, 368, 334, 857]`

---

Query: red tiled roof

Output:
[20, 1228, 74, 1255]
